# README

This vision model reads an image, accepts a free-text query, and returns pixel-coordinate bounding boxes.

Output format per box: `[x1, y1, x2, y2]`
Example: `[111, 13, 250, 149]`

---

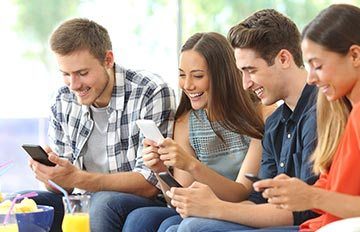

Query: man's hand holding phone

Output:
[22, 144, 56, 167]
[24, 144, 79, 190]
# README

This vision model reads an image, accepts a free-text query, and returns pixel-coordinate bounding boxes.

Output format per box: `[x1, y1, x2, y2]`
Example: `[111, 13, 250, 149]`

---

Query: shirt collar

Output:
[281, 84, 317, 123]
[108, 64, 125, 112]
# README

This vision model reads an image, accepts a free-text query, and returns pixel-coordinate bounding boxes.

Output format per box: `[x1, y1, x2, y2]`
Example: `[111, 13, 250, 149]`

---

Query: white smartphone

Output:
[136, 119, 164, 144]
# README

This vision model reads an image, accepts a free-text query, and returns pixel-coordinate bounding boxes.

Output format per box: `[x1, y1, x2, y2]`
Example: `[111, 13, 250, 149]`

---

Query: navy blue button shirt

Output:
[248, 84, 319, 225]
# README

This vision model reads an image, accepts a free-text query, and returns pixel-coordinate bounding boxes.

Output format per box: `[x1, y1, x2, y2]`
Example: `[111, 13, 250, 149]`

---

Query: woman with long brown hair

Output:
[123, 32, 267, 232]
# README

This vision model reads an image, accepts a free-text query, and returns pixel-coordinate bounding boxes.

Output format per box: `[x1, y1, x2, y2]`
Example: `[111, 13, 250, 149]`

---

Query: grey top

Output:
[83, 105, 110, 173]
[189, 109, 251, 180]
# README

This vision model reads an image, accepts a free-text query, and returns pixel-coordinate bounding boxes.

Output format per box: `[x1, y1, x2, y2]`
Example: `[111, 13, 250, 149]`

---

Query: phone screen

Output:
[244, 173, 262, 182]
[158, 172, 182, 188]
[22, 144, 56, 166]
[136, 120, 164, 144]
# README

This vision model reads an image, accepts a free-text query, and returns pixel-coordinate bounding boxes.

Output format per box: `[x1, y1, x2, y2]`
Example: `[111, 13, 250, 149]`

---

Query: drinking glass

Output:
[62, 195, 90, 232]
[0, 214, 19, 232]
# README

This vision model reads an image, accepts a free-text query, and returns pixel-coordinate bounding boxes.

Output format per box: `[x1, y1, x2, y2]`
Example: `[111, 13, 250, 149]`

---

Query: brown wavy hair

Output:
[175, 32, 264, 139]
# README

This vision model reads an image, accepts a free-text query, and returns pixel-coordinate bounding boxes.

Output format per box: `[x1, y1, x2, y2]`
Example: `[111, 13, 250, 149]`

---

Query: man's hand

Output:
[29, 147, 81, 190]
[254, 174, 315, 211]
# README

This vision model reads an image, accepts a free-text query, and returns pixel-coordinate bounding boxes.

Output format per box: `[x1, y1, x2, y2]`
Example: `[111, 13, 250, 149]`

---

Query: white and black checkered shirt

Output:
[48, 64, 176, 185]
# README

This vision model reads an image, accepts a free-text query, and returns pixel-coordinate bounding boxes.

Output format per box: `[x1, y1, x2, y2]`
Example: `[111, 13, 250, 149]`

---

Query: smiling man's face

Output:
[234, 48, 284, 106]
[56, 49, 113, 107]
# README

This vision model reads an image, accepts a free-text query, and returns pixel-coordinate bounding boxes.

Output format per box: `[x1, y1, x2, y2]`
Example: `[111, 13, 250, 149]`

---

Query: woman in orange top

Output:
[253, 4, 360, 231]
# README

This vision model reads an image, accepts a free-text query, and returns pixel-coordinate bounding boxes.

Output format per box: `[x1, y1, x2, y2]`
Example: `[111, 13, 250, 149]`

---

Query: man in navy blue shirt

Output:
[170, 9, 319, 232]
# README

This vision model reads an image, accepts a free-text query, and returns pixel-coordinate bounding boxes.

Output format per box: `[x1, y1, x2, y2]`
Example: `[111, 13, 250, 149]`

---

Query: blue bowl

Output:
[15, 205, 54, 232]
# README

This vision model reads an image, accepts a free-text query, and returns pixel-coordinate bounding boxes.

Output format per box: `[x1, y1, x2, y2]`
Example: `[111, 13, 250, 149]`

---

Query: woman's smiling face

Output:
[178, 50, 210, 110]
[302, 38, 360, 102]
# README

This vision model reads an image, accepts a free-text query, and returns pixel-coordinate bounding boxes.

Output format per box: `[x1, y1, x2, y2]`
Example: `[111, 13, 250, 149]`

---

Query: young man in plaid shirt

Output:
[28, 18, 176, 232]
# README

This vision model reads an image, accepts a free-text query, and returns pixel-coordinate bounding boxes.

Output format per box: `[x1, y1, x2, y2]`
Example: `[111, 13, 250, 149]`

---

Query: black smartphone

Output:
[158, 172, 182, 188]
[22, 144, 56, 167]
[245, 173, 262, 182]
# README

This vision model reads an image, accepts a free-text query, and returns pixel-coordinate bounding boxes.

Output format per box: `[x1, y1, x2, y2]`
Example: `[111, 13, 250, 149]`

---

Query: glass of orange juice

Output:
[0, 214, 18, 232]
[62, 195, 90, 232]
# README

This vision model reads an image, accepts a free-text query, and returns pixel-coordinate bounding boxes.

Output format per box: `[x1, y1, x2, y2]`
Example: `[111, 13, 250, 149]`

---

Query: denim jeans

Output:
[166, 217, 299, 232]
[158, 214, 183, 232]
[27, 190, 165, 232]
[123, 206, 179, 232]
[89, 191, 165, 232]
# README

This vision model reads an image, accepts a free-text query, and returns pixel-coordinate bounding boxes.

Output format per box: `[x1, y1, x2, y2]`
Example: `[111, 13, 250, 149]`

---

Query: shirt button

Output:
[287, 133, 291, 139]
[280, 162, 285, 167]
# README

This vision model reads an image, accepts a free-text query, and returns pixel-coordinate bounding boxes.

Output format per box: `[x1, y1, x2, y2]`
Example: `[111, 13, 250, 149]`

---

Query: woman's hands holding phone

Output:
[142, 139, 167, 173]
[157, 138, 199, 172]
[143, 137, 200, 174]
[166, 181, 221, 218]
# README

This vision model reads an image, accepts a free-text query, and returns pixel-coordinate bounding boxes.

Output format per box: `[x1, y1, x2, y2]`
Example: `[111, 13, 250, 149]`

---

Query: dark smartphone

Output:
[22, 144, 56, 167]
[158, 172, 182, 188]
[245, 173, 262, 182]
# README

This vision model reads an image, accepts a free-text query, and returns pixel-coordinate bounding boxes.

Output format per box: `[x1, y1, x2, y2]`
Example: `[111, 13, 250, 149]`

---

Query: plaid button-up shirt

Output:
[48, 64, 176, 185]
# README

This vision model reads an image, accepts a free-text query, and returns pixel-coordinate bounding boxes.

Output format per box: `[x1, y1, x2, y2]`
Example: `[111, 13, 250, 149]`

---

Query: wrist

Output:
[187, 159, 201, 175]
[310, 186, 323, 209]
[209, 199, 227, 219]
[73, 169, 94, 190]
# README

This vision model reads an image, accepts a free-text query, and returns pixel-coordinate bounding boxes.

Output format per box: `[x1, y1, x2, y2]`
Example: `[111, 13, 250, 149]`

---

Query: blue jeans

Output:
[159, 215, 183, 232]
[27, 190, 165, 232]
[89, 191, 165, 232]
[123, 206, 179, 232]
[166, 217, 299, 232]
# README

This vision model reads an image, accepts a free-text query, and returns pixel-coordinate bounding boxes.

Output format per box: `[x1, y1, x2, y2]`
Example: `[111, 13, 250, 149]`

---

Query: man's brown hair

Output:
[50, 18, 112, 62]
[228, 9, 303, 67]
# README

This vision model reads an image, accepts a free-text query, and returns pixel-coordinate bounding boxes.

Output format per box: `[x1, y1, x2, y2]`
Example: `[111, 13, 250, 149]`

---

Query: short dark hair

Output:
[228, 9, 303, 67]
[50, 18, 112, 62]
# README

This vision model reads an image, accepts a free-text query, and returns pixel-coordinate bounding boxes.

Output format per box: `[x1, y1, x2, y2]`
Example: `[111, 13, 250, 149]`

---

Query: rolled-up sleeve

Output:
[133, 84, 176, 185]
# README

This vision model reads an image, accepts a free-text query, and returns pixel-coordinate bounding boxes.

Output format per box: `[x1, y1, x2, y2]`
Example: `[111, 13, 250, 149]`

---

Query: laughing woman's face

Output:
[178, 50, 210, 110]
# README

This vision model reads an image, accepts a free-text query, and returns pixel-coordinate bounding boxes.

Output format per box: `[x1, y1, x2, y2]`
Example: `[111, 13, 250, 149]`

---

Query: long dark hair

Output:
[302, 4, 360, 55]
[176, 32, 264, 139]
